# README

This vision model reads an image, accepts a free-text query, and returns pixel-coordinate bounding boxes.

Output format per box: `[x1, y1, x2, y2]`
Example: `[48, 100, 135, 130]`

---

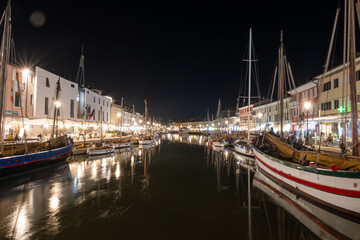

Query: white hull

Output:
[253, 148, 360, 217]
[211, 141, 228, 147]
[179, 129, 190, 134]
[233, 152, 256, 172]
[138, 139, 155, 145]
[253, 170, 360, 240]
[88, 147, 114, 156]
[234, 142, 254, 157]
[113, 142, 133, 148]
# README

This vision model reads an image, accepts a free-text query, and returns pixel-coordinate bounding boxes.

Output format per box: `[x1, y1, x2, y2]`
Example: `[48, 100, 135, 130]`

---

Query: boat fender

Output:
[309, 161, 316, 168]
[210, 142, 213, 145]
[330, 164, 338, 171]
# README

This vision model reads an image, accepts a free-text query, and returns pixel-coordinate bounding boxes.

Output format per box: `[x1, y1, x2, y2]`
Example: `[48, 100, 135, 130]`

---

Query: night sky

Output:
[6, 0, 341, 121]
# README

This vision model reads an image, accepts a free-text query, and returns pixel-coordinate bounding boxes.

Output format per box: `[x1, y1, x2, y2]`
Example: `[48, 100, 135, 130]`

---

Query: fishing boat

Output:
[253, 169, 360, 239]
[139, 100, 155, 145]
[88, 143, 114, 156]
[88, 106, 114, 155]
[111, 98, 133, 149]
[0, 2, 73, 178]
[113, 138, 133, 148]
[209, 99, 229, 148]
[234, 28, 259, 158]
[255, 5, 360, 218]
[210, 137, 228, 147]
[72, 143, 90, 155]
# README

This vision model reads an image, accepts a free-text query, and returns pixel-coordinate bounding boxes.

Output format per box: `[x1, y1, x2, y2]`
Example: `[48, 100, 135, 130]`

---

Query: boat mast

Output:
[216, 98, 221, 137]
[144, 100, 148, 136]
[83, 105, 87, 146]
[132, 104, 135, 126]
[279, 31, 284, 139]
[51, 79, 61, 140]
[247, 28, 252, 144]
[0, 0, 11, 147]
[348, 0, 359, 156]
[120, 97, 123, 137]
[100, 106, 103, 142]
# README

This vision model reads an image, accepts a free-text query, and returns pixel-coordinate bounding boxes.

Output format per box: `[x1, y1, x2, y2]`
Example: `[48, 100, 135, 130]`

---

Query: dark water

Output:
[0, 134, 359, 240]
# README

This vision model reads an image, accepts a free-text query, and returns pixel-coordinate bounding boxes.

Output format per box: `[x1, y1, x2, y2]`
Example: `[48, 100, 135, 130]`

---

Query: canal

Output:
[0, 134, 359, 239]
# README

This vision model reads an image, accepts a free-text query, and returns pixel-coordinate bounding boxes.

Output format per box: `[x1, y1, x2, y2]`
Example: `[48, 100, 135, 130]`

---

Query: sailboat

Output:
[210, 98, 228, 147]
[73, 47, 90, 155]
[254, 2, 360, 218]
[138, 100, 155, 145]
[112, 98, 133, 148]
[234, 28, 255, 158]
[88, 106, 114, 155]
[0, 1, 73, 178]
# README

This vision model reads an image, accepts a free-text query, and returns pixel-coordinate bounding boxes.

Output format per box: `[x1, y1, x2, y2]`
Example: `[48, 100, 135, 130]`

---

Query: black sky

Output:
[6, 0, 341, 121]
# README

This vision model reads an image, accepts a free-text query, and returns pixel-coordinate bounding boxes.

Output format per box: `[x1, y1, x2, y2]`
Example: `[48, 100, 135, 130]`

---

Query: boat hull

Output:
[211, 141, 228, 147]
[0, 138, 73, 179]
[113, 142, 133, 148]
[234, 142, 254, 157]
[253, 148, 360, 217]
[138, 140, 155, 145]
[88, 148, 114, 156]
[73, 147, 89, 155]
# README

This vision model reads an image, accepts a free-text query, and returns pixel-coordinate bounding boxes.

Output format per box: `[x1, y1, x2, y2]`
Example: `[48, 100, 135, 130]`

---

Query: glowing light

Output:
[117, 113, 121, 117]
[225, 120, 229, 125]
[304, 101, 311, 110]
[257, 112, 263, 118]
[44, 124, 49, 129]
[23, 68, 30, 76]
[55, 101, 61, 108]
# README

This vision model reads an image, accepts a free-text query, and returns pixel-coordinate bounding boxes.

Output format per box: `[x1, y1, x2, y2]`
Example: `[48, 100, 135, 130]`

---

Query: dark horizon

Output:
[7, 0, 341, 121]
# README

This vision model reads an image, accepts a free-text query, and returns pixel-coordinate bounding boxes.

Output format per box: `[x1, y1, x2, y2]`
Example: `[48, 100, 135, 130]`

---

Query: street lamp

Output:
[304, 101, 311, 145]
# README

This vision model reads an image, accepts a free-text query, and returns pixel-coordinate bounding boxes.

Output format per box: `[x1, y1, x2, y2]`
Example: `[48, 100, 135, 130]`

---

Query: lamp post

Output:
[304, 101, 311, 145]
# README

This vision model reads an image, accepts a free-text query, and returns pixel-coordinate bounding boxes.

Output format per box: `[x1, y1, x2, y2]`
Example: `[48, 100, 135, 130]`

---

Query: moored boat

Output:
[254, 136, 360, 217]
[234, 139, 254, 157]
[72, 143, 90, 155]
[112, 138, 133, 148]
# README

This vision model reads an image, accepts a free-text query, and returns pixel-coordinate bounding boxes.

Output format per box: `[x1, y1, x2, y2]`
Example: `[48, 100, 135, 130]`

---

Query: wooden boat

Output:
[210, 138, 228, 147]
[138, 136, 155, 145]
[88, 143, 114, 156]
[112, 138, 133, 148]
[253, 169, 360, 239]
[72, 143, 90, 155]
[0, 136, 73, 177]
[234, 139, 254, 157]
[255, 134, 360, 217]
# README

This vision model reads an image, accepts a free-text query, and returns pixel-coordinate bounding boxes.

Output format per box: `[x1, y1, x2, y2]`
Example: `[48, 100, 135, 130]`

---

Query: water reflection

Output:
[166, 133, 205, 146]
[0, 144, 159, 239]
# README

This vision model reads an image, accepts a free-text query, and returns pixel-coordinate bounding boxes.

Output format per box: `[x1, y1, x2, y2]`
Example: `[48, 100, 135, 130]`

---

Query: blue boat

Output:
[0, 137, 73, 178]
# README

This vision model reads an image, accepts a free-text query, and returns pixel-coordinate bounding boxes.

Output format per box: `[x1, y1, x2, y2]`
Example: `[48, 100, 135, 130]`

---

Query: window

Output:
[98, 99, 100, 104]
[93, 110, 95, 120]
[309, 89, 313, 98]
[274, 114, 278, 122]
[107, 112, 108, 122]
[285, 112, 288, 120]
[269, 115, 272, 122]
[314, 87, 318, 97]
[94, 97, 95, 103]
[103, 111, 104, 121]
[107, 102, 109, 107]
[334, 99, 339, 109]
[323, 81, 331, 91]
[357, 70, 360, 81]
[321, 101, 331, 111]
[103, 100, 104, 106]
[98, 110, 100, 121]
[15, 92, 20, 107]
[45, 97, 49, 115]
[31, 75, 34, 84]
[71, 84, 75, 88]
[334, 78, 339, 88]
[294, 108, 299, 116]
[70, 99, 74, 118]
[30, 94, 33, 105]
[46, 78, 50, 87]
[87, 91, 89, 94]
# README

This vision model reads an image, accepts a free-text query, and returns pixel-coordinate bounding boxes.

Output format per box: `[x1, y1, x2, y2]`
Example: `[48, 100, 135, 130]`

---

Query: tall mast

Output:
[132, 104, 135, 126]
[100, 106, 103, 142]
[279, 31, 284, 138]
[83, 105, 87, 146]
[247, 28, 252, 144]
[348, 0, 359, 155]
[0, 0, 11, 145]
[75, 43, 85, 87]
[216, 98, 221, 136]
[52, 79, 61, 140]
[120, 97, 124, 137]
[144, 100, 148, 136]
